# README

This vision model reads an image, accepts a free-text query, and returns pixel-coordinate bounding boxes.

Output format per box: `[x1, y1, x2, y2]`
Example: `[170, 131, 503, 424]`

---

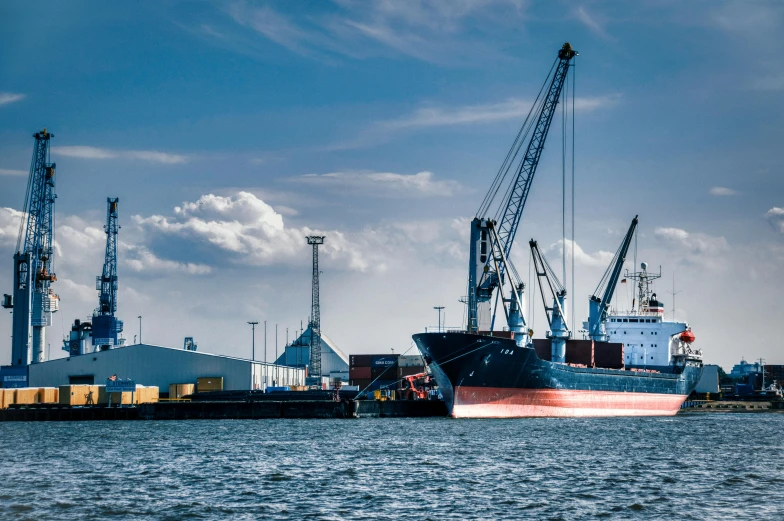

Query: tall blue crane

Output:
[92, 197, 123, 350]
[586, 216, 638, 341]
[467, 43, 577, 336]
[3, 129, 59, 365]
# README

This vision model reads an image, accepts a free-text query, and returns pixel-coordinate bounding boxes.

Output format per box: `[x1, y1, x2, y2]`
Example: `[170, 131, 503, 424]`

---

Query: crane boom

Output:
[529, 239, 570, 362]
[467, 43, 577, 334]
[586, 216, 638, 341]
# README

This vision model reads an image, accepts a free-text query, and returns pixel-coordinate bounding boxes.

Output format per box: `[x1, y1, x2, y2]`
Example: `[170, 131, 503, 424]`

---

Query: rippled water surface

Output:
[1, 414, 782, 520]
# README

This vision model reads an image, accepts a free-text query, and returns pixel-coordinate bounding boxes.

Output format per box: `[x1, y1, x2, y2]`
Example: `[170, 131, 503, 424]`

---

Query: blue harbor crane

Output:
[529, 239, 570, 362]
[92, 198, 123, 350]
[586, 216, 638, 342]
[467, 43, 577, 340]
[3, 129, 59, 365]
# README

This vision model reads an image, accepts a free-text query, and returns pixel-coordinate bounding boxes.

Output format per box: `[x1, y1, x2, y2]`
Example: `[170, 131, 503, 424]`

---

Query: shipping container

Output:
[371, 355, 398, 368]
[38, 387, 58, 404]
[15, 388, 40, 404]
[59, 385, 100, 406]
[349, 355, 373, 368]
[169, 383, 195, 399]
[197, 376, 224, 392]
[97, 386, 133, 405]
[565, 340, 594, 366]
[0, 388, 16, 409]
[399, 366, 426, 378]
[371, 365, 398, 379]
[399, 355, 425, 367]
[369, 379, 397, 391]
[349, 366, 371, 379]
[533, 339, 551, 361]
[350, 378, 372, 390]
[594, 342, 624, 369]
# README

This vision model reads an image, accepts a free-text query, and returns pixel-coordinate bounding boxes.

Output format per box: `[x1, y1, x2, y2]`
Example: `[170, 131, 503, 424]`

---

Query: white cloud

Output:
[0, 168, 27, 176]
[547, 239, 615, 268]
[654, 227, 729, 270]
[53, 146, 187, 164]
[220, 0, 527, 64]
[709, 186, 739, 196]
[0, 93, 25, 106]
[298, 171, 461, 197]
[122, 244, 212, 275]
[573, 6, 611, 40]
[766, 207, 784, 233]
[0, 207, 23, 247]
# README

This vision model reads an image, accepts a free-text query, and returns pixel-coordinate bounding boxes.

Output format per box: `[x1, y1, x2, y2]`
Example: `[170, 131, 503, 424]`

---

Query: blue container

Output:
[736, 384, 753, 396]
[369, 379, 397, 391]
[267, 386, 291, 392]
[371, 356, 398, 367]
[0, 365, 28, 389]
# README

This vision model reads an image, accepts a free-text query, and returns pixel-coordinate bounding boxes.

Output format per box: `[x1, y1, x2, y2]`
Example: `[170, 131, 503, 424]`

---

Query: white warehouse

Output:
[28, 343, 305, 392]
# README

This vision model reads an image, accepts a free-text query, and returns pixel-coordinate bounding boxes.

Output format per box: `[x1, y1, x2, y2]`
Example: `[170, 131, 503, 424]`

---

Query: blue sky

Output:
[1, 1, 782, 368]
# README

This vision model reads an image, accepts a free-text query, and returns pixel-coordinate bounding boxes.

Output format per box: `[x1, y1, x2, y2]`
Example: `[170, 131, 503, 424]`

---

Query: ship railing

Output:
[423, 326, 464, 333]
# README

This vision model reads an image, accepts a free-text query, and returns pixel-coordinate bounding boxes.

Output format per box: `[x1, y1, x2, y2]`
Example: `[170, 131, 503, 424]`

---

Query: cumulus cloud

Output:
[654, 227, 729, 270]
[766, 207, 784, 233]
[0, 93, 25, 106]
[298, 171, 461, 197]
[709, 186, 739, 196]
[53, 146, 187, 164]
[547, 239, 615, 268]
[0, 207, 23, 247]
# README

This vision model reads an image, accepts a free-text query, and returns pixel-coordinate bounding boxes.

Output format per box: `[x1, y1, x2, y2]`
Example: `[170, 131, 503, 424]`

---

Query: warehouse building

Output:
[28, 343, 304, 392]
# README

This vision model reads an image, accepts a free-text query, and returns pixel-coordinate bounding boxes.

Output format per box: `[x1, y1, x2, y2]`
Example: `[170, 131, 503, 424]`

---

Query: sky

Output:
[1, 0, 782, 370]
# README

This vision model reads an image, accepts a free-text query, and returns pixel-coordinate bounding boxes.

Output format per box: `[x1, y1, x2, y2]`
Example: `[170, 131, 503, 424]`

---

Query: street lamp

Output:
[434, 306, 445, 332]
[138, 316, 142, 344]
[248, 321, 259, 361]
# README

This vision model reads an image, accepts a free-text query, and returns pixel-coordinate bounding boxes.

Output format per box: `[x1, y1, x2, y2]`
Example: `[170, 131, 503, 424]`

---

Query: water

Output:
[1, 414, 782, 520]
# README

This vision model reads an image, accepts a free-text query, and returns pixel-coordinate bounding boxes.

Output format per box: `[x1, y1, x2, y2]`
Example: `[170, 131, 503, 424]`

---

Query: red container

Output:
[350, 378, 372, 389]
[594, 342, 624, 369]
[349, 366, 371, 379]
[565, 340, 594, 367]
[533, 339, 551, 361]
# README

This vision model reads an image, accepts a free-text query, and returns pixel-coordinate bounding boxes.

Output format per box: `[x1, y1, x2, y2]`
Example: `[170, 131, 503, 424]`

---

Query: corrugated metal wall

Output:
[28, 344, 304, 391]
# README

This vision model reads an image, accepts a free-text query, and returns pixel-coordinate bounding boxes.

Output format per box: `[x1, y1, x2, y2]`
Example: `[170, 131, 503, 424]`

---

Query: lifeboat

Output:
[679, 330, 696, 343]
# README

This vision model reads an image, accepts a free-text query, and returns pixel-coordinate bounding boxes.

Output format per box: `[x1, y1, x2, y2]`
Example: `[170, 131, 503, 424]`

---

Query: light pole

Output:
[138, 316, 142, 344]
[434, 306, 445, 332]
[248, 321, 258, 361]
[275, 324, 279, 386]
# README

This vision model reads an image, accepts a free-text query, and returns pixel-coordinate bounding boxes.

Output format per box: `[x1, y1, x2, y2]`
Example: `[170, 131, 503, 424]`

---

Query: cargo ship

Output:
[411, 43, 703, 418]
[414, 261, 703, 418]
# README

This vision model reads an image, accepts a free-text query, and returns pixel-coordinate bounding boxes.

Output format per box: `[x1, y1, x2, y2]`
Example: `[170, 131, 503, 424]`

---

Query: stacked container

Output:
[169, 383, 196, 399]
[197, 377, 224, 392]
[594, 342, 624, 369]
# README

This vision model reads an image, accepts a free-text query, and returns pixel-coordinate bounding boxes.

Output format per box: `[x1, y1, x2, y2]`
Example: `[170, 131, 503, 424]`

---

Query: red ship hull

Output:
[452, 387, 687, 418]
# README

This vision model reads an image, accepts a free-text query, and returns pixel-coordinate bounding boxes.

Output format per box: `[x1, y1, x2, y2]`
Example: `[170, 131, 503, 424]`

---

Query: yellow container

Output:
[15, 388, 40, 404]
[0, 389, 16, 409]
[97, 386, 133, 405]
[38, 387, 58, 404]
[197, 377, 223, 392]
[169, 383, 195, 399]
[59, 385, 99, 406]
[136, 386, 159, 404]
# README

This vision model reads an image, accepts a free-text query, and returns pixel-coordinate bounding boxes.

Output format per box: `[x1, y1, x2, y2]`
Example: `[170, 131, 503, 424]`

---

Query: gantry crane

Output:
[585, 216, 638, 342]
[467, 43, 577, 340]
[92, 198, 123, 350]
[529, 239, 570, 362]
[3, 129, 59, 365]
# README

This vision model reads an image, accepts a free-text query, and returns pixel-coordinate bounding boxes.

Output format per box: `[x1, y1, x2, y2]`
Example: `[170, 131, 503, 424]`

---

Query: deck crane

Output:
[467, 43, 577, 342]
[586, 216, 638, 342]
[92, 198, 123, 350]
[529, 240, 570, 362]
[3, 129, 59, 365]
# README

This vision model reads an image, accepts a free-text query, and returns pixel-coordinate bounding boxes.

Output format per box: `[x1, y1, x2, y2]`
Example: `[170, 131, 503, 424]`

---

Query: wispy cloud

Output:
[0, 93, 25, 106]
[212, 0, 527, 64]
[709, 186, 739, 196]
[53, 146, 188, 164]
[548, 239, 614, 268]
[655, 226, 729, 270]
[766, 207, 784, 233]
[573, 6, 612, 40]
[298, 171, 461, 197]
[325, 94, 621, 150]
[0, 168, 27, 176]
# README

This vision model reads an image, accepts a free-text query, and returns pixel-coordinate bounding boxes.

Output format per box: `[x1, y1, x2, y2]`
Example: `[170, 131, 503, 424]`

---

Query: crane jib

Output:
[498, 46, 576, 257]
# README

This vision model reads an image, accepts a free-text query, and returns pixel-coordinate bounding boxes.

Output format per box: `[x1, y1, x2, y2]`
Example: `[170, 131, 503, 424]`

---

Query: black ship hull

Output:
[413, 332, 703, 418]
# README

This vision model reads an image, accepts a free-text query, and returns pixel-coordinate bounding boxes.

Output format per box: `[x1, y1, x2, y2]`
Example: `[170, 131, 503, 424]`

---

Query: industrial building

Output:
[28, 343, 304, 392]
[275, 326, 349, 381]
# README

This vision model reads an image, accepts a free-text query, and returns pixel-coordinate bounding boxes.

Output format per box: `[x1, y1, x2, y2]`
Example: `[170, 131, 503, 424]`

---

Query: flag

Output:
[109, 374, 117, 381]
[621, 279, 626, 283]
